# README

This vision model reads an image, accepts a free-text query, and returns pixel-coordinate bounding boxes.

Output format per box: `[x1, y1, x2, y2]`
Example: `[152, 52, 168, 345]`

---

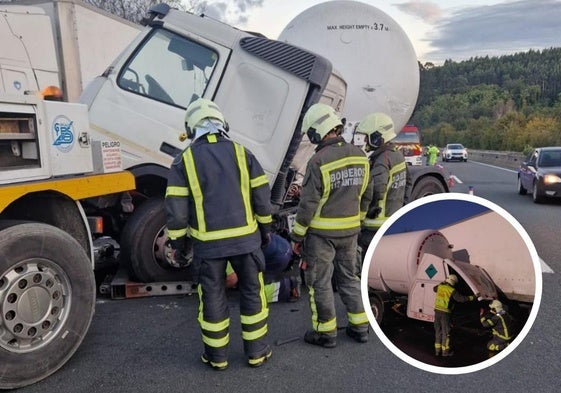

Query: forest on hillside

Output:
[411, 47, 561, 153]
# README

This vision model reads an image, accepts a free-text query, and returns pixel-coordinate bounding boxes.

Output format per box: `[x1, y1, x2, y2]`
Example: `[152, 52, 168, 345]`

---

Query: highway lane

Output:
[14, 159, 561, 393]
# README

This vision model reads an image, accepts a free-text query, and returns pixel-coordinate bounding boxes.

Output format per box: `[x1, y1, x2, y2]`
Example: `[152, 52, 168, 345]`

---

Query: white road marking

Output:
[541, 258, 555, 274]
[450, 175, 463, 184]
[470, 160, 518, 173]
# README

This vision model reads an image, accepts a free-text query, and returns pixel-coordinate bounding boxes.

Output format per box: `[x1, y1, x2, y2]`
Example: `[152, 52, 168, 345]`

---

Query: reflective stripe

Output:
[347, 311, 368, 326]
[242, 324, 268, 341]
[167, 227, 188, 239]
[250, 175, 269, 188]
[363, 160, 407, 229]
[309, 287, 337, 332]
[184, 144, 259, 242]
[207, 134, 217, 143]
[199, 317, 230, 332]
[202, 333, 229, 348]
[255, 214, 273, 224]
[241, 308, 269, 325]
[165, 186, 189, 197]
[494, 315, 512, 340]
[310, 214, 361, 230]
[292, 221, 308, 236]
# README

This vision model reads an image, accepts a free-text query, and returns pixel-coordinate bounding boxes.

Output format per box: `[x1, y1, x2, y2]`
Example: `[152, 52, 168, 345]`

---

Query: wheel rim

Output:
[152, 224, 169, 269]
[0, 259, 71, 353]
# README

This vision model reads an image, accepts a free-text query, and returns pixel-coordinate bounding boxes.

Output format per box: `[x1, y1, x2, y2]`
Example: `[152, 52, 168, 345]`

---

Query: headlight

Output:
[544, 174, 561, 184]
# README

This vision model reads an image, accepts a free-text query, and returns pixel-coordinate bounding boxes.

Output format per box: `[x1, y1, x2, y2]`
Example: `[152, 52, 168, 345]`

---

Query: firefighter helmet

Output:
[445, 274, 458, 286]
[489, 300, 503, 313]
[355, 112, 397, 149]
[184, 98, 226, 139]
[301, 103, 342, 144]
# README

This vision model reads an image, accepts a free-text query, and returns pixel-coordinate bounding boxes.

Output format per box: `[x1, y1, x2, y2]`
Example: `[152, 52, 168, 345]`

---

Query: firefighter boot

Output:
[304, 330, 337, 348]
[346, 326, 368, 343]
[248, 345, 272, 368]
[201, 353, 229, 371]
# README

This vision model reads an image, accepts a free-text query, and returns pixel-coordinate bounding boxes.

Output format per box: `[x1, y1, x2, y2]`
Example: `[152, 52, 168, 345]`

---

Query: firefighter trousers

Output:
[434, 310, 452, 353]
[196, 250, 269, 363]
[302, 233, 368, 336]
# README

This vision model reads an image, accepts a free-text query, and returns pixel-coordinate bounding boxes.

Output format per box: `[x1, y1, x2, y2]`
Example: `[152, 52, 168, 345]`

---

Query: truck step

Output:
[99, 268, 197, 299]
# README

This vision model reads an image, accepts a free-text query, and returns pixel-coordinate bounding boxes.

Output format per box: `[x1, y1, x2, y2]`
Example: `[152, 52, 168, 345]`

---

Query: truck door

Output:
[85, 27, 230, 169]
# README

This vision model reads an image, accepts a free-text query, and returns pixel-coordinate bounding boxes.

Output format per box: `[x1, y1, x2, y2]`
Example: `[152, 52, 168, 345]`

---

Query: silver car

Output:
[443, 143, 468, 162]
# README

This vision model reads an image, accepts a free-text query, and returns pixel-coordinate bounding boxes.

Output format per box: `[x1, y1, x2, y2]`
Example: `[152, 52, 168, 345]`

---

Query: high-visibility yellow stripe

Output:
[184, 148, 206, 232]
[167, 227, 188, 239]
[189, 222, 258, 241]
[235, 144, 254, 226]
[255, 214, 272, 224]
[199, 318, 230, 332]
[310, 214, 361, 230]
[165, 186, 189, 197]
[309, 287, 337, 332]
[202, 333, 229, 348]
[292, 221, 308, 236]
[241, 308, 269, 325]
[347, 311, 368, 326]
[250, 175, 269, 188]
[242, 324, 268, 341]
[0, 171, 135, 212]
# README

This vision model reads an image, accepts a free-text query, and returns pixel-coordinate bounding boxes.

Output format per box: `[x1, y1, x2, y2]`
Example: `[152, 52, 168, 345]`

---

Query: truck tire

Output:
[120, 197, 192, 283]
[0, 223, 95, 390]
[369, 294, 385, 326]
[409, 176, 446, 201]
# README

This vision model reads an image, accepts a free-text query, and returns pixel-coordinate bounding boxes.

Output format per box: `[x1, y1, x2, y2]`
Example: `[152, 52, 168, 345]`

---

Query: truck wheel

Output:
[120, 197, 192, 283]
[369, 294, 385, 325]
[409, 176, 446, 201]
[0, 223, 95, 390]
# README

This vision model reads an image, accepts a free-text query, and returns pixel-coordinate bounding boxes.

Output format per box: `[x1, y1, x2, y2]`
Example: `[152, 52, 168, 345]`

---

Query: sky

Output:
[383, 199, 490, 234]
[198, 0, 561, 64]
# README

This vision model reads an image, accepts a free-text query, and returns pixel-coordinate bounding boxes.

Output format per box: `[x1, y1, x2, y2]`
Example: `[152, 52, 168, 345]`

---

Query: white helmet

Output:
[445, 274, 458, 286]
[355, 112, 396, 149]
[184, 98, 226, 139]
[301, 103, 342, 144]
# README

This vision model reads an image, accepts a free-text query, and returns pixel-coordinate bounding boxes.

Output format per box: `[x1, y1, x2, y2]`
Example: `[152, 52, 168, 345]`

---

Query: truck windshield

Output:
[117, 29, 218, 108]
[394, 132, 420, 144]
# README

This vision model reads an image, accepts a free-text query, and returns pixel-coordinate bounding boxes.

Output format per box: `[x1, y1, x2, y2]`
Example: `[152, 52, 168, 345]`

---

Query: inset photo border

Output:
[361, 193, 542, 375]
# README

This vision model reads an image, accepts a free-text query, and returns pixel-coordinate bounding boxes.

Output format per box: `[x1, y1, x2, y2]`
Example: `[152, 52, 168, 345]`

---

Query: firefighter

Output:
[225, 233, 301, 303]
[289, 103, 373, 348]
[165, 98, 273, 370]
[353, 112, 410, 263]
[427, 144, 439, 165]
[433, 274, 477, 357]
[480, 300, 514, 352]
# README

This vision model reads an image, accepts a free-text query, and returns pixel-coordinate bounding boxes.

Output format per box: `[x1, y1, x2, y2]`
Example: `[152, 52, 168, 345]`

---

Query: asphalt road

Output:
[14, 159, 561, 393]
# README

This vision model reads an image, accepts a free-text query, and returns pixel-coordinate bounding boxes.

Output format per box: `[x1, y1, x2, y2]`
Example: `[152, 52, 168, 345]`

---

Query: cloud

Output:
[393, 1, 444, 24]
[195, 0, 264, 25]
[425, 0, 561, 62]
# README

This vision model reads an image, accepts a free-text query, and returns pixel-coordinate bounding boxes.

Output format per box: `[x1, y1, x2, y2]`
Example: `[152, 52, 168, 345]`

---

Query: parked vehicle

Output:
[393, 124, 423, 166]
[517, 146, 561, 203]
[442, 143, 468, 162]
[0, 95, 135, 390]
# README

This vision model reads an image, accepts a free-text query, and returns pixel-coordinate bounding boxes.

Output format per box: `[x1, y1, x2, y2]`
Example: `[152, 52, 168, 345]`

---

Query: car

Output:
[517, 146, 561, 203]
[442, 143, 468, 162]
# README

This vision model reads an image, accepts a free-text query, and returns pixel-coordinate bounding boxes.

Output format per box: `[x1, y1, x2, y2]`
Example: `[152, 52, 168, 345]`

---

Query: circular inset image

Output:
[361, 193, 541, 374]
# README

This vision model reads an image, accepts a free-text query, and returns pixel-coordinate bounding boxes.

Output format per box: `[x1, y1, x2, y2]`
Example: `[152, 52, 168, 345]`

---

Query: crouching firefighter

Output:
[165, 98, 273, 370]
[480, 300, 514, 352]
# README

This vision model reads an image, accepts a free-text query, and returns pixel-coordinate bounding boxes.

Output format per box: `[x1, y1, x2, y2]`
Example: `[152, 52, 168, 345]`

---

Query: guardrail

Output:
[467, 150, 525, 170]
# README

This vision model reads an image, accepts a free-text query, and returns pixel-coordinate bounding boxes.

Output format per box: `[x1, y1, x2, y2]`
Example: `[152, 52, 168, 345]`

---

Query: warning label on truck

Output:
[100, 140, 122, 173]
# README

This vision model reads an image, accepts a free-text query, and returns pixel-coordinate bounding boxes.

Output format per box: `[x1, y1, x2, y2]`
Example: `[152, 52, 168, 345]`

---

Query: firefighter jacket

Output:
[362, 144, 409, 231]
[165, 133, 272, 259]
[433, 282, 475, 313]
[291, 136, 372, 241]
[481, 310, 514, 341]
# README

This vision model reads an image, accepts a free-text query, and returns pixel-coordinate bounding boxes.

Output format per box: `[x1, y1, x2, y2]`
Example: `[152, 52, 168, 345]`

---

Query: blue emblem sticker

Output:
[52, 115, 75, 153]
[425, 264, 437, 279]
